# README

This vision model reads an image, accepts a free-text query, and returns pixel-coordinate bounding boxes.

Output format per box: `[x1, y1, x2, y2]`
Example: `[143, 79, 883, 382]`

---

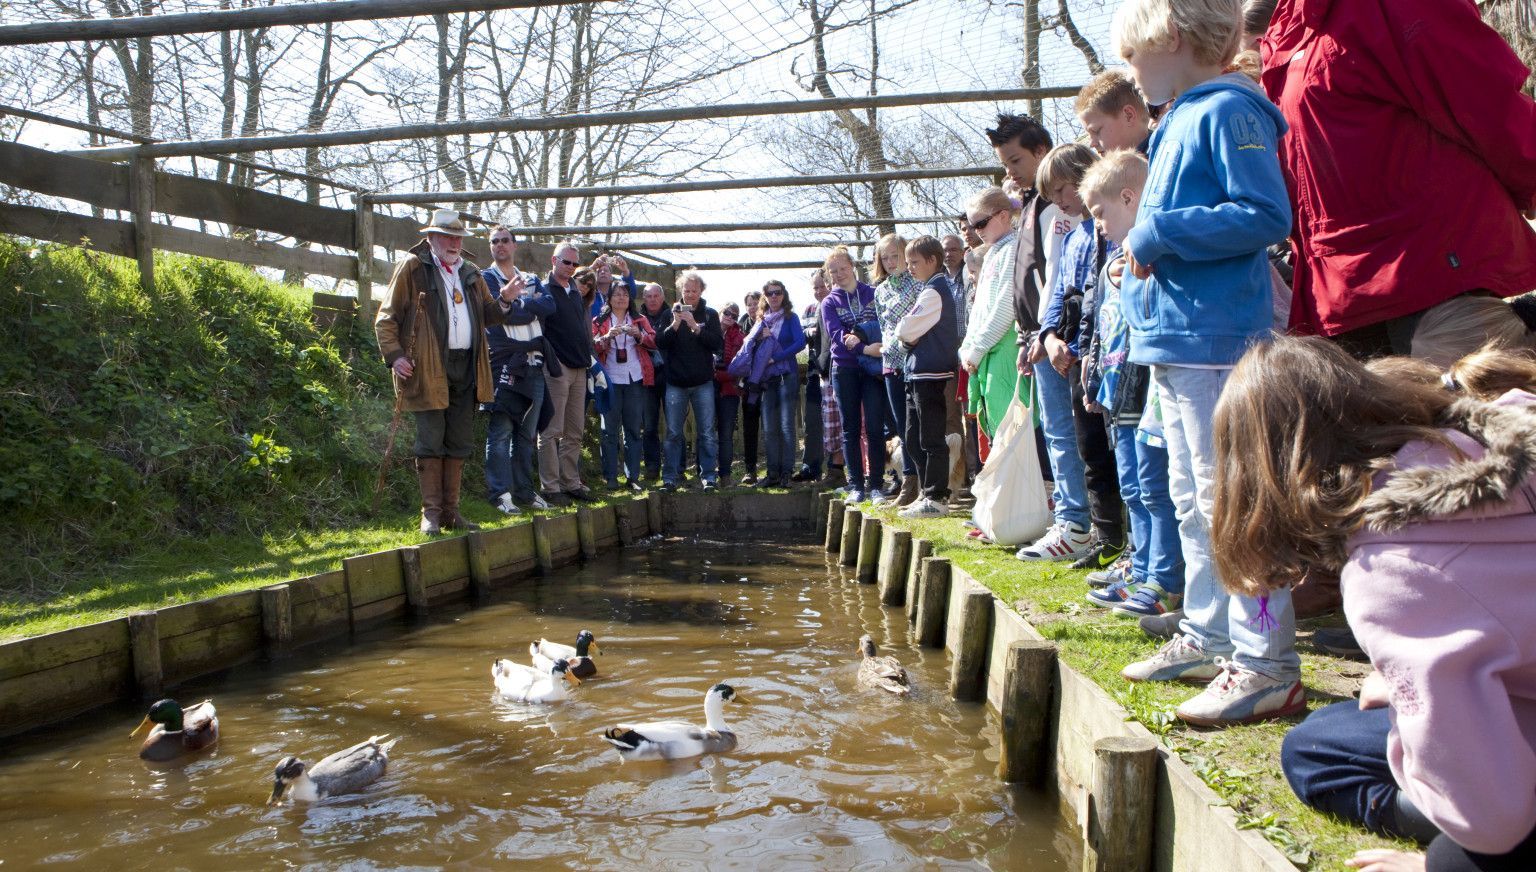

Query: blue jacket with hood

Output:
[1123, 73, 1292, 367]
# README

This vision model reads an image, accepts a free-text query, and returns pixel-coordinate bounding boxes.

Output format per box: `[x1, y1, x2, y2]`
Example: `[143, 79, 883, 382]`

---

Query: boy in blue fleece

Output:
[1112, 0, 1300, 727]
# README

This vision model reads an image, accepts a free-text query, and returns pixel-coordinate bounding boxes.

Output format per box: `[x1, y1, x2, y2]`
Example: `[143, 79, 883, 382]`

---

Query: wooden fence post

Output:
[127, 611, 163, 700]
[815, 492, 832, 540]
[948, 588, 993, 701]
[466, 531, 492, 599]
[1084, 736, 1160, 872]
[914, 556, 950, 647]
[646, 492, 663, 537]
[130, 156, 155, 294]
[400, 546, 428, 616]
[905, 538, 932, 622]
[354, 197, 374, 300]
[998, 639, 1058, 786]
[616, 500, 635, 546]
[855, 516, 881, 583]
[824, 498, 845, 552]
[839, 506, 862, 567]
[260, 584, 293, 658]
[876, 527, 911, 607]
[576, 505, 597, 559]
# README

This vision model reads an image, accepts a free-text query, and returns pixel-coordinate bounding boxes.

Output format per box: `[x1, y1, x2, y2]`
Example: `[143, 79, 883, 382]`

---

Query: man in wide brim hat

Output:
[376, 208, 518, 534]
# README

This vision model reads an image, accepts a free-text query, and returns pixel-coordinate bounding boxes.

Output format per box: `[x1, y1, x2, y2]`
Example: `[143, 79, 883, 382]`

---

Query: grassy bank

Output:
[865, 503, 1411, 870]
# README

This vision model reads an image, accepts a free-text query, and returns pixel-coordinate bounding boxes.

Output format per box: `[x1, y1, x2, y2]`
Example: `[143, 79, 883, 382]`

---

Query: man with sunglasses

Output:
[537, 241, 597, 505]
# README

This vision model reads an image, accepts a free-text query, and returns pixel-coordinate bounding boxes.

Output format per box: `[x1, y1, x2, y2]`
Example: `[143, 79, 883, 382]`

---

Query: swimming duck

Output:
[131, 698, 219, 762]
[856, 635, 911, 696]
[532, 630, 601, 679]
[268, 734, 397, 803]
[602, 683, 745, 762]
[493, 656, 581, 704]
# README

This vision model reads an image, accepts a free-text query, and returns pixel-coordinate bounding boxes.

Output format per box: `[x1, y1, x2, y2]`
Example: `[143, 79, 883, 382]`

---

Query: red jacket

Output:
[1261, 0, 1536, 336]
[592, 312, 657, 386]
[715, 321, 744, 398]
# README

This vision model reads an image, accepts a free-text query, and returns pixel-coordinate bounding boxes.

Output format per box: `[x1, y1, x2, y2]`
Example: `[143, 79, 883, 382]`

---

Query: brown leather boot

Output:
[895, 473, 920, 508]
[416, 457, 444, 535]
[439, 457, 480, 531]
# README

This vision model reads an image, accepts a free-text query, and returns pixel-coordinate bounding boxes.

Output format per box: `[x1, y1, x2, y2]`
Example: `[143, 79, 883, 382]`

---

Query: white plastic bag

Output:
[969, 383, 1052, 547]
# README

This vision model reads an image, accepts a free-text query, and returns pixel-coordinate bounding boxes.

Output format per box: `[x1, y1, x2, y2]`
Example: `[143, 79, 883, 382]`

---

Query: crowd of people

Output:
[375, 0, 1536, 866]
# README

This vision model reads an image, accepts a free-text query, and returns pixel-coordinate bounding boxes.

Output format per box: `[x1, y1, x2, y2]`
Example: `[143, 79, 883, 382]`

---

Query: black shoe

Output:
[1312, 626, 1367, 660]
[541, 490, 572, 507]
[790, 467, 818, 482]
[1070, 537, 1126, 571]
[627, 479, 644, 493]
[566, 487, 595, 502]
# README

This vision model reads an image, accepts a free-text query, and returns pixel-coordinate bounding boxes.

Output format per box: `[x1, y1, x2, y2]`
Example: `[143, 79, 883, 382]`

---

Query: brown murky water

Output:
[0, 538, 1078, 870]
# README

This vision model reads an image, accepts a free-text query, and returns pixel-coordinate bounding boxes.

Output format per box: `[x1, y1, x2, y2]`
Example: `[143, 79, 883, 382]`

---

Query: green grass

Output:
[866, 505, 1415, 870]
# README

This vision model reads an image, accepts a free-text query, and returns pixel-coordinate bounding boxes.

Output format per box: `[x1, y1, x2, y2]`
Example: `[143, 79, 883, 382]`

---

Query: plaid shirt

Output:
[820, 377, 843, 455]
[875, 271, 922, 373]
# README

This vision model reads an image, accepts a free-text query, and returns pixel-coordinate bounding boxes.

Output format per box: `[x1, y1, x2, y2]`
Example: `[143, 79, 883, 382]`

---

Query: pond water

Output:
[0, 538, 1078, 870]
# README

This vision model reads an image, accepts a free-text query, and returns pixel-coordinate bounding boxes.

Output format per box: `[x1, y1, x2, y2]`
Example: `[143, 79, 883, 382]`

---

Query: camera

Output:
[673, 302, 685, 313]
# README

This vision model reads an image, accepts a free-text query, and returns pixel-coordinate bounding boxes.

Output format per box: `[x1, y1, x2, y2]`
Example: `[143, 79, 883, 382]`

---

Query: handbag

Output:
[969, 382, 1052, 546]
[836, 298, 884, 379]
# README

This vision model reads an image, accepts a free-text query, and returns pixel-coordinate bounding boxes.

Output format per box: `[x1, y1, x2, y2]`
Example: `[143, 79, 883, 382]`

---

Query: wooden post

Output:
[998, 639, 1058, 786]
[400, 546, 428, 616]
[905, 538, 933, 622]
[646, 492, 662, 537]
[914, 556, 951, 647]
[616, 500, 635, 546]
[127, 611, 163, 700]
[1084, 736, 1160, 872]
[533, 515, 554, 573]
[576, 505, 597, 559]
[876, 527, 911, 606]
[815, 492, 833, 540]
[839, 506, 862, 567]
[824, 498, 845, 552]
[949, 588, 994, 701]
[260, 584, 293, 658]
[855, 516, 881, 584]
[354, 197, 374, 300]
[129, 156, 155, 294]
[466, 531, 492, 600]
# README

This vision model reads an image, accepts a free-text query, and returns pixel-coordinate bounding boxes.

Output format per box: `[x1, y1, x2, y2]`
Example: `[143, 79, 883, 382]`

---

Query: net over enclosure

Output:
[0, 0, 1111, 287]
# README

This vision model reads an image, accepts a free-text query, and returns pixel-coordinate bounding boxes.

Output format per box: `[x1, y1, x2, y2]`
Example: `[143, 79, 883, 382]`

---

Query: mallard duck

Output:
[131, 698, 219, 762]
[493, 656, 581, 703]
[268, 735, 398, 804]
[602, 683, 745, 762]
[856, 635, 911, 695]
[532, 630, 601, 679]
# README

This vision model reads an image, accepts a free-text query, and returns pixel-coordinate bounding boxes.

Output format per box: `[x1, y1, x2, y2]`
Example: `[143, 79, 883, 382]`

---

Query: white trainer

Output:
[1014, 523, 1094, 562]
[494, 492, 518, 515]
[1174, 660, 1307, 726]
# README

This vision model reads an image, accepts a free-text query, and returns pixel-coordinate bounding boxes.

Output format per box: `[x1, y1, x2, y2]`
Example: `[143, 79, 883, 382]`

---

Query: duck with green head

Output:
[131, 698, 219, 762]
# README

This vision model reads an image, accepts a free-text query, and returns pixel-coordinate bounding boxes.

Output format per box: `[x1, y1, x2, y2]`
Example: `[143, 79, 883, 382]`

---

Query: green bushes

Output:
[0, 238, 409, 593]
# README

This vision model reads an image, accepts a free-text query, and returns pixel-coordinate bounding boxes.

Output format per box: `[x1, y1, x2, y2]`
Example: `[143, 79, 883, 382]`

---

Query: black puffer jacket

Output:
[655, 299, 723, 388]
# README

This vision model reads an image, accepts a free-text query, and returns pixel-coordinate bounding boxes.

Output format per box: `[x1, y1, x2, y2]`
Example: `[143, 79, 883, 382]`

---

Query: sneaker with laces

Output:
[1114, 585, 1182, 618]
[526, 493, 551, 511]
[1086, 558, 1131, 588]
[1015, 523, 1095, 562]
[1174, 660, 1307, 726]
[1086, 578, 1141, 608]
[867, 488, 888, 504]
[844, 488, 863, 503]
[1139, 608, 1184, 640]
[1070, 537, 1127, 570]
[1120, 634, 1222, 684]
[493, 492, 518, 515]
[900, 497, 948, 519]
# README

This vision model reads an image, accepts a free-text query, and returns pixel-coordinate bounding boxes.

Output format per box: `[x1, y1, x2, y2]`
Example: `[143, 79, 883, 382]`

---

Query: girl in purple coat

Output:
[819, 246, 888, 503]
[1211, 337, 1536, 872]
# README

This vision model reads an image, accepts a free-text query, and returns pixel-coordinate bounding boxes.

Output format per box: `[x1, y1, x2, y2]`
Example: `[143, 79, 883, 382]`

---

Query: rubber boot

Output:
[895, 473, 920, 508]
[417, 457, 444, 535]
[440, 457, 480, 531]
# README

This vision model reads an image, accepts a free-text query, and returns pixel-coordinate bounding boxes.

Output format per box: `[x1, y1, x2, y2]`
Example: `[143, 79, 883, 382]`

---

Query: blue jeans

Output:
[715, 392, 739, 482]
[484, 368, 545, 503]
[1133, 432, 1183, 594]
[833, 365, 886, 492]
[1112, 424, 1151, 583]
[799, 371, 823, 475]
[1155, 365, 1298, 680]
[1034, 362, 1090, 530]
[761, 370, 799, 480]
[664, 382, 717, 485]
[884, 371, 916, 475]
[602, 381, 644, 483]
[641, 381, 665, 477]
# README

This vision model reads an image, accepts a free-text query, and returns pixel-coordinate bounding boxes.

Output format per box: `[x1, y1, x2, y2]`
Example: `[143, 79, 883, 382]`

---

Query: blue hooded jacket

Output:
[1123, 73, 1292, 367]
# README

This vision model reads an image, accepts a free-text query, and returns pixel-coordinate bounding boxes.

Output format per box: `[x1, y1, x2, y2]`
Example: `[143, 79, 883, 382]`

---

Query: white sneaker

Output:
[1014, 523, 1094, 561]
[527, 493, 550, 511]
[494, 492, 518, 515]
[899, 498, 947, 519]
[867, 488, 889, 505]
[1120, 633, 1222, 684]
[1174, 660, 1307, 726]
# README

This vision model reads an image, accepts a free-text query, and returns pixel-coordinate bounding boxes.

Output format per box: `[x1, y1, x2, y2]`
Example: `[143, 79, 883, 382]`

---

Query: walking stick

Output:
[373, 291, 427, 512]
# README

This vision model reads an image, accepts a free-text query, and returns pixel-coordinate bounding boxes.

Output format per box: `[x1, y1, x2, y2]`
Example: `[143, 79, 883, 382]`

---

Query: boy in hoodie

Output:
[1112, 0, 1300, 726]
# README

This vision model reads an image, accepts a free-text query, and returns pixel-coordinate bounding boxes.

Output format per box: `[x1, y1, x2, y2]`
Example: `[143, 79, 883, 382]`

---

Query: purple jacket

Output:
[1343, 390, 1536, 855]
[819, 282, 878, 371]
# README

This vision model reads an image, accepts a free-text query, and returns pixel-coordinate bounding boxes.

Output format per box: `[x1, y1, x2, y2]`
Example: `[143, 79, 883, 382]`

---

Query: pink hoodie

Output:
[1343, 390, 1536, 854]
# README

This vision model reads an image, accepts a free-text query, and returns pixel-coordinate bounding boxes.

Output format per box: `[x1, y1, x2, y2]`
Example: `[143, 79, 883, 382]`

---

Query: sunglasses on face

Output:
[766, 289, 785, 297]
[968, 210, 1002, 232]
[558, 257, 580, 267]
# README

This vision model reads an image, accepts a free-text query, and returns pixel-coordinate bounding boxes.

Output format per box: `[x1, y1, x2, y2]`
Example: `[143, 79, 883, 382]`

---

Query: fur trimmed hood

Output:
[1362, 392, 1536, 533]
